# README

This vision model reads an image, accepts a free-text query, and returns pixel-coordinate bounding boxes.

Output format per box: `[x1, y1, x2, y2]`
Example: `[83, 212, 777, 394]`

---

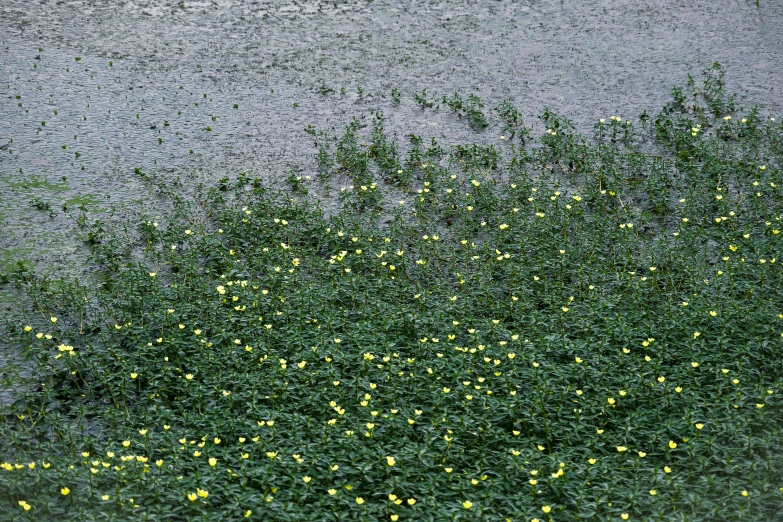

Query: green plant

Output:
[2, 68, 783, 522]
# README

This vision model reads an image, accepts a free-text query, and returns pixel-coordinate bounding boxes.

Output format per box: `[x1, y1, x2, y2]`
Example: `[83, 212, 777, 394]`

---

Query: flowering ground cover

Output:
[2, 64, 783, 521]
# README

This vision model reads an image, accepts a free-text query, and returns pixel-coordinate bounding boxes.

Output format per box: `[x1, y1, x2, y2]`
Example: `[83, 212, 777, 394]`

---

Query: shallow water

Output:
[1, 0, 782, 401]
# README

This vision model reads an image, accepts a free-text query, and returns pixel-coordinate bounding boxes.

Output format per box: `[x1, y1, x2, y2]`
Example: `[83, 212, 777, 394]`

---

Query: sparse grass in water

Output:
[2, 65, 783, 521]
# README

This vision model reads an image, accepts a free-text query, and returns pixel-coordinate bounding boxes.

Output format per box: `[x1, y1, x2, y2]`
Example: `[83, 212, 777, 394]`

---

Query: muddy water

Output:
[1, 0, 782, 400]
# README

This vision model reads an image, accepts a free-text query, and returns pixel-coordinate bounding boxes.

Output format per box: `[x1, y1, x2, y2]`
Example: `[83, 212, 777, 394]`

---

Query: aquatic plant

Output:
[2, 66, 782, 521]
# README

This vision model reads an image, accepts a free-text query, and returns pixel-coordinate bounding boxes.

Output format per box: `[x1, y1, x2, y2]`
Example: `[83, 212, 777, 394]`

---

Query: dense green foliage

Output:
[2, 65, 783, 521]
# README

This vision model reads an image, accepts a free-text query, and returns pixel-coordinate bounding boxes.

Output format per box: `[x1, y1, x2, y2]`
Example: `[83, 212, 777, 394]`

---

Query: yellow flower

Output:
[695, 423, 704, 430]
[616, 446, 627, 452]
[463, 500, 473, 509]
[355, 497, 364, 505]
[407, 498, 416, 505]
[386, 456, 396, 466]
[588, 458, 596, 465]
[122, 440, 131, 447]
[209, 458, 217, 466]
[328, 489, 337, 495]
[186, 374, 194, 380]
[664, 466, 672, 473]
[542, 505, 551, 513]
[391, 516, 399, 521]
[61, 487, 70, 496]
[638, 451, 646, 458]
[649, 490, 657, 496]
[303, 476, 312, 483]
[19, 500, 31, 511]
[668, 440, 677, 449]
[245, 510, 252, 518]
[607, 398, 616, 405]
[741, 490, 749, 497]
[130, 373, 138, 379]
[621, 514, 629, 520]
[188, 493, 197, 502]
[197, 489, 209, 498]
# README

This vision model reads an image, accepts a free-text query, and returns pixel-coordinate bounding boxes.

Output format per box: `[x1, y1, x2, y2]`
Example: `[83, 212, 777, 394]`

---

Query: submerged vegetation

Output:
[2, 64, 783, 521]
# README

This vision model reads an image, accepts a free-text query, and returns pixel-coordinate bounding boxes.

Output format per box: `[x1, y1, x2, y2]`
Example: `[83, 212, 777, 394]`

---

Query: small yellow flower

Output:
[209, 458, 217, 466]
[407, 498, 416, 505]
[668, 440, 677, 449]
[616, 446, 627, 452]
[386, 456, 396, 466]
[542, 505, 551, 513]
[741, 490, 749, 497]
[245, 510, 252, 518]
[188, 493, 197, 502]
[621, 514, 629, 520]
[664, 466, 672, 473]
[355, 497, 364, 505]
[328, 489, 337, 495]
[462, 500, 473, 509]
[303, 476, 312, 483]
[61, 487, 70, 496]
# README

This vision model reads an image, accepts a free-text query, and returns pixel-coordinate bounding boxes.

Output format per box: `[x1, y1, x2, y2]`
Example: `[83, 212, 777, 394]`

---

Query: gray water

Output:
[1, 0, 783, 402]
